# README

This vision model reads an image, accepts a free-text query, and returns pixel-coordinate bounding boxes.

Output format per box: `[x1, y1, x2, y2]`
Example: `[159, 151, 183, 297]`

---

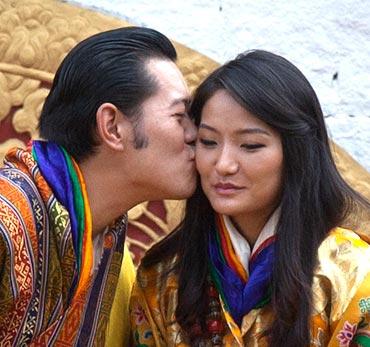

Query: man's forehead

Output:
[144, 59, 190, 108]
[147, 59, 188, 87]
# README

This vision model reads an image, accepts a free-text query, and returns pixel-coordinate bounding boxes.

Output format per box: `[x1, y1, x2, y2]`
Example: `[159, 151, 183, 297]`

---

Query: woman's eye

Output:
[199, 138, 217, 146]
[241, 144, 265, 150]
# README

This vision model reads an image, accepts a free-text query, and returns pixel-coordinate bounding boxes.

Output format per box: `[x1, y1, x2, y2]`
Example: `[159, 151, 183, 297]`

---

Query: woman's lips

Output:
[213, 183, 244, 195]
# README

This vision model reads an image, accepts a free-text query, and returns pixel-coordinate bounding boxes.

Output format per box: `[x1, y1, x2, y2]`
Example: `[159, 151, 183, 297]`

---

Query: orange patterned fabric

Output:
[0, 147, 127, 346]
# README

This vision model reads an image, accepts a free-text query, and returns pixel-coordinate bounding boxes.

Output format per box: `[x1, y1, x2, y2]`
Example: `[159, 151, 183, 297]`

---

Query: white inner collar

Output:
[222, 207, 280, 274]
[92, 226, 109, 274]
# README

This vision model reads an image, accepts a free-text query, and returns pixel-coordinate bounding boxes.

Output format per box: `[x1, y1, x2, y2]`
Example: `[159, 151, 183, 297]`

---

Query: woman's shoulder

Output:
[314, 227, 370, 292]
[318, 227, 370, 263]
[312, 228, 370, 337]
[136, 254, 179, 292]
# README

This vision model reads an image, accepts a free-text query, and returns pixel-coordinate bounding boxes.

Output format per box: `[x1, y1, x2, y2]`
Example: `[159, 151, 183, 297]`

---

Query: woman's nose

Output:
[215, 147, 239, 176]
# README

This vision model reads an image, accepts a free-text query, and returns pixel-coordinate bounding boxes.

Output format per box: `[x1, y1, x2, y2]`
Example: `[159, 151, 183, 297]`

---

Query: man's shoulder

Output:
[0, 152, 48, 245]
[1, 147, 37, 191]
[0, 164, 42, 211]
[0, 146, 53, 210]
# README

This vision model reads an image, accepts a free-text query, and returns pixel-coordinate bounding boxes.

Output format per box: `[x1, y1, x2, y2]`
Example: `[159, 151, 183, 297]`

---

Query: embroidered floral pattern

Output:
[134, 331, 150, 347]
[131, 302, 154, 346]
[359, 298, 370, 314]
[337, 321, 357, 346]
[352, 316, 370, 346]
[132, 303, 148, 326]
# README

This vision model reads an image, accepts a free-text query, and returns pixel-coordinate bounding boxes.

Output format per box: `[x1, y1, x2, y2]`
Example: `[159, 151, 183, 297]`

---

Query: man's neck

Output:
[79, 155, 139, 238]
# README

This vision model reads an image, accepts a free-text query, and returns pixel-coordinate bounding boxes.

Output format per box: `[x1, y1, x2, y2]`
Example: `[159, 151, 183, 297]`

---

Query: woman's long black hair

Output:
[141, 50, 369, 346]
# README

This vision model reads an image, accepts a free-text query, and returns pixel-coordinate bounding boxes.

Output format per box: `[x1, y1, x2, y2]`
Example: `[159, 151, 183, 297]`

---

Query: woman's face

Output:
[196, 89, 284, 223]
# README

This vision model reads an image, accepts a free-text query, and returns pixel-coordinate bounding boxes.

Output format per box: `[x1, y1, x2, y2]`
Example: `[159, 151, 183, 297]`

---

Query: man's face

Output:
[125, 59, 197, 201]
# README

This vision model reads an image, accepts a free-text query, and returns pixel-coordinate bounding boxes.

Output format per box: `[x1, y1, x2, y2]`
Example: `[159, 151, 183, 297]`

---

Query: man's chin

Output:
[171, 181, 196, 200]
[182, 181, 197, 199]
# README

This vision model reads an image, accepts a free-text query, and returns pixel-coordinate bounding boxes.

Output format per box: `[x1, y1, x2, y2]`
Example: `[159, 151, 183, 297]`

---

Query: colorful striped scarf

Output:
[208, 214, 275, 326]
[32, 140, 93, 301]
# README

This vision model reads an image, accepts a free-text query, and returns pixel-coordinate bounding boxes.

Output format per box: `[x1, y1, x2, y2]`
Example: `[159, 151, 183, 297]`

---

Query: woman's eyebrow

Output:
[199, 123, 270, 136]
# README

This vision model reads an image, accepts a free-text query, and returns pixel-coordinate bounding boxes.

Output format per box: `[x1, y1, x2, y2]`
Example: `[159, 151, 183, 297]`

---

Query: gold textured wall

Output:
[0, 0, 369, 262]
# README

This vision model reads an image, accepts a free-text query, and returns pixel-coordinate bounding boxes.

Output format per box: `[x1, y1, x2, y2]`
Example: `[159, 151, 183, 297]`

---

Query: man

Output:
[0, 27, 196, 346]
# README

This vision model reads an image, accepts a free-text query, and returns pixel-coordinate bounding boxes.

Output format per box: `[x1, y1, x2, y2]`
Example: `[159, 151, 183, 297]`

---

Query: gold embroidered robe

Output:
[130, 228, 370, 346]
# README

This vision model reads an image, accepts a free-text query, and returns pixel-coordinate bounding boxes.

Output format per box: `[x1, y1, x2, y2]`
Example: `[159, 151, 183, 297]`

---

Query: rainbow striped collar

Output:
[32, 140, 93, 301]
[208, 210, 279, 325]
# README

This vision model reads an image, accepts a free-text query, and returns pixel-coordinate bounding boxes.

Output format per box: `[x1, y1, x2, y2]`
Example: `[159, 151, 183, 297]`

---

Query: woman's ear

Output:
[96, 103, 130, 151]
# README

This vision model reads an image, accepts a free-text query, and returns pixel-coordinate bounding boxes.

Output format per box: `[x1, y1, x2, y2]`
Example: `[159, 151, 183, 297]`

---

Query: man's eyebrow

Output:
[199, 123, 271, 136]
[169, 97, 191, 108]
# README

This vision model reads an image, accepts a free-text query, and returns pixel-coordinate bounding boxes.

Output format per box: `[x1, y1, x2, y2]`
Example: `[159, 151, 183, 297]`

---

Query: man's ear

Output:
[96, 103, 130, 151]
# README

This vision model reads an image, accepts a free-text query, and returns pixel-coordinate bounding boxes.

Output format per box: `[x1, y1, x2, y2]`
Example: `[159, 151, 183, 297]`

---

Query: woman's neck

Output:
[229, 208, 276, 247]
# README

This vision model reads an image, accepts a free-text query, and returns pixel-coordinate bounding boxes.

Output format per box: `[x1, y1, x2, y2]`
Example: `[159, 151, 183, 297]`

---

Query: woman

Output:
[130, 50, 370, 346]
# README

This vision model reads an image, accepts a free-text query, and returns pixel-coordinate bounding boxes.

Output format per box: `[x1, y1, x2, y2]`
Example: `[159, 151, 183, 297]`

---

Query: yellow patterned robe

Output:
[130, 228, 370, 346]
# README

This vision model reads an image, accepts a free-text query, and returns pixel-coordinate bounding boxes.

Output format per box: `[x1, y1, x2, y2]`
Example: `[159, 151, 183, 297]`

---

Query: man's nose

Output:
[184, 117, 197, 145]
